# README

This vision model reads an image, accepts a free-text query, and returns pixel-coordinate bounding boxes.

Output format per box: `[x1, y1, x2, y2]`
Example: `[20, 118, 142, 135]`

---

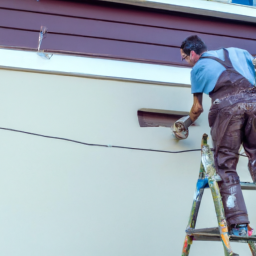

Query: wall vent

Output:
[137, 109, 196, 128]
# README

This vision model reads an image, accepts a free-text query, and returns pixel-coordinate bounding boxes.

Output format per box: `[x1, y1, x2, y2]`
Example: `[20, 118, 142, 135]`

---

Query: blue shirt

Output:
[191, 48, 255, 94]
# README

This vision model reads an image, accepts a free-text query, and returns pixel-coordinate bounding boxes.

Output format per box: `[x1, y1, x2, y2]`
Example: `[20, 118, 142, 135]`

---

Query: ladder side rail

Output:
[181, 135, 208, 256]
[201, 140, 234, 256]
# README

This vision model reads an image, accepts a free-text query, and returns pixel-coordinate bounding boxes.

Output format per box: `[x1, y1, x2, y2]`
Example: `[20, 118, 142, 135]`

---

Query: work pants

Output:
[209, 101, 256, 226]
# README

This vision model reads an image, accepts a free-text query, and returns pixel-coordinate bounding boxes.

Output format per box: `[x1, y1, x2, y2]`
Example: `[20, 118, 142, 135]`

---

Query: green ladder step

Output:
[240, 182, 256, 190]
[204, 177, 256, 190]
[186, 227, 256, 243]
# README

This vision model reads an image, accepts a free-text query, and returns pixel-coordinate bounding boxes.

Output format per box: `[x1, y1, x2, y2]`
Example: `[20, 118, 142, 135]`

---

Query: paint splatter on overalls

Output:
[200, 49, 256, 226]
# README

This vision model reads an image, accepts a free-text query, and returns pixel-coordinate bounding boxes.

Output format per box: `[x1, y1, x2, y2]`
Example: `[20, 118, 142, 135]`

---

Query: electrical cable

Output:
[0, 127, 248, 157]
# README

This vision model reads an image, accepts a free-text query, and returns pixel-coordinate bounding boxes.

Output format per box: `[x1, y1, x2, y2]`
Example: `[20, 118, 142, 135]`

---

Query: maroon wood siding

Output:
[1, 0, 256, 66]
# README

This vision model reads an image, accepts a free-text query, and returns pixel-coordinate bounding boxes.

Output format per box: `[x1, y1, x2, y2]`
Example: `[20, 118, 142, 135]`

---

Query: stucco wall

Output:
[0, 69, 254, 256]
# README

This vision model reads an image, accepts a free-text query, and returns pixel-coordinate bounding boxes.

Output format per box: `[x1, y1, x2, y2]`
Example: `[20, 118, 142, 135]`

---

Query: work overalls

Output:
[200, 49, 256, 227]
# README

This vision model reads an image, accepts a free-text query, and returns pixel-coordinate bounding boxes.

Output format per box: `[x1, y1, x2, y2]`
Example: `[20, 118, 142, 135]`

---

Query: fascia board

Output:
[0, 48, 191, 88]
[97, 0, 256, 23]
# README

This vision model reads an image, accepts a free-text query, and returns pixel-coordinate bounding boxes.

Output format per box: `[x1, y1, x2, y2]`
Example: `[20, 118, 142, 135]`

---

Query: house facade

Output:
[0, 0, 255, 255]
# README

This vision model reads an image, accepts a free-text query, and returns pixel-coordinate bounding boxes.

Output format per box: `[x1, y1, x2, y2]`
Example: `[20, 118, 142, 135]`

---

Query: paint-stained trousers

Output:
[209, 98, 256, 226]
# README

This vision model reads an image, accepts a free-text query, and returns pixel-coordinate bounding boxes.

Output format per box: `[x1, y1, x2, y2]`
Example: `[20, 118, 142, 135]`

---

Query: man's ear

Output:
[190, 50, 196, 58]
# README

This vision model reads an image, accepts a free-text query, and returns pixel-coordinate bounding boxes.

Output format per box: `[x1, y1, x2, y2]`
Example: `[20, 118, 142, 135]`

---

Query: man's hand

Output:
[190, 93, 203, 122]
[172, 116, 192, 140]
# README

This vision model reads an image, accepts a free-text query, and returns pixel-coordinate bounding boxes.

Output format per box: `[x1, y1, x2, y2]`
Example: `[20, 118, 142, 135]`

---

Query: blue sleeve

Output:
[244, 50, 254, 62]
[243, 50, 255, 86]
[191, 65, 205, 94]
[191, 60, 225, 95]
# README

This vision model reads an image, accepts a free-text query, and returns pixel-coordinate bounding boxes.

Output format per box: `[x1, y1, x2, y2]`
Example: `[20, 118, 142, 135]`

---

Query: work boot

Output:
[230, 224, 254, 237]
[230, 224, 248, 237]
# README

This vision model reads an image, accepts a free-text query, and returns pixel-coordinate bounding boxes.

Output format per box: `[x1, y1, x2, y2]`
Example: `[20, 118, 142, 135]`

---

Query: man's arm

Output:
[189, 93, 203, 122]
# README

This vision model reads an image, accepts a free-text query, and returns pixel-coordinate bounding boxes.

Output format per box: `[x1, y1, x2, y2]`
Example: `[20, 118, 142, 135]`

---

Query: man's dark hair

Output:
[180, 35, 207, 55]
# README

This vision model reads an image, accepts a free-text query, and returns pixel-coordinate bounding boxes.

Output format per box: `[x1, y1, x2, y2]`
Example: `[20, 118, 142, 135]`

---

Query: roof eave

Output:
[97, 0, 256, 23]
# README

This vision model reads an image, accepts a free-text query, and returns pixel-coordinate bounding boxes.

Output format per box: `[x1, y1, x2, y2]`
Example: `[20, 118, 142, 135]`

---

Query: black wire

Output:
[0, 127, 248, 157]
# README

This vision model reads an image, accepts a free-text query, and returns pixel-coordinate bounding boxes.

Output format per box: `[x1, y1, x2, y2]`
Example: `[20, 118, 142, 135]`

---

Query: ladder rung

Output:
[204, 182, 256, 190]
[186, 228, 256, 243]
[186, 227, 219, 236]
[240, 182, 256, 190]
[192, 234, 222, 242]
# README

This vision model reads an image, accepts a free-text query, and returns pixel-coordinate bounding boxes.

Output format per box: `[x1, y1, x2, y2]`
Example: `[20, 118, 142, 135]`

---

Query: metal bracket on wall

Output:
[37, 26, 53, 60]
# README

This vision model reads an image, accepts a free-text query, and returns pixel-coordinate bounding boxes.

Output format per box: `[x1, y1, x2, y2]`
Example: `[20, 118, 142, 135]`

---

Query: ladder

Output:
[182, 134, 256, 256]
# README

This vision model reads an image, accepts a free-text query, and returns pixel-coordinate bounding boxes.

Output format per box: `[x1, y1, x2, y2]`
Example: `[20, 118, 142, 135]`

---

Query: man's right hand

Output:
[172, 116, 192, 140]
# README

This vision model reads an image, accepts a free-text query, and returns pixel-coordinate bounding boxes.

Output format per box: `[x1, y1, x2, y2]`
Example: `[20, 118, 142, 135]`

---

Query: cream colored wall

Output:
[0, 69, 254, 256]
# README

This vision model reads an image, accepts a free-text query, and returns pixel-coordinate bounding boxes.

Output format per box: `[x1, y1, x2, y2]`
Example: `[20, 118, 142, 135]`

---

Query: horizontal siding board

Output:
[0, 9, 177, 46]
[1, 27, 256, 66]
[42, 34, 181, 64]
[0, 27, 182, 65]
[1, 0, 256, 65]
[204, 35, 256, 55]
[0, 28, 38, 49]
[1, 1, 256, 41]
[2, 9, 256, 49]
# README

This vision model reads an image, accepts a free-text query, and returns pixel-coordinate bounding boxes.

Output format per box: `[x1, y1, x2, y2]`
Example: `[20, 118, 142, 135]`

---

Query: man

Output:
[179, 35, 256, 236]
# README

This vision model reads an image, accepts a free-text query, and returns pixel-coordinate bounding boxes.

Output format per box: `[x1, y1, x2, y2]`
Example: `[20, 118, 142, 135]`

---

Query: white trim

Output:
[0, 48, 191, 87]
[98, 0, 256, 23]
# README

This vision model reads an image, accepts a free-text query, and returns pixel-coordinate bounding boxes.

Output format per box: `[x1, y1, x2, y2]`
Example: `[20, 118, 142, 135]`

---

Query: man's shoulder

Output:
[226, 47, 245, 51]
[203, 49, 223, 57]
[204, 48, 248, 58]
[226, 47, 247, 54]
[192, 55, 221, 74]
[226, 47, 253, 62]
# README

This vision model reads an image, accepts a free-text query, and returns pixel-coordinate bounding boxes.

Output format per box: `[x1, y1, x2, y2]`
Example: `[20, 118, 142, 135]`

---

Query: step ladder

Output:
[182, 134, 256, 256]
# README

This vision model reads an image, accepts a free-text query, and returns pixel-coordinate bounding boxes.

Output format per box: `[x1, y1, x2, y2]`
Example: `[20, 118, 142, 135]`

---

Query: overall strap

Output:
[199, 49, 234, 70]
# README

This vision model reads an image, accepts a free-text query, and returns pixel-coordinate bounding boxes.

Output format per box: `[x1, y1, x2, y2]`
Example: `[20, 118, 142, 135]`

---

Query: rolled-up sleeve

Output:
[191, 65, 205, 94]
[191, 60, 223, 95]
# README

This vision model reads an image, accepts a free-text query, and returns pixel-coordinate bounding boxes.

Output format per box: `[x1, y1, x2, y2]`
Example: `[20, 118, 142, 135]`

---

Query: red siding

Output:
[1, 0, 256, 66]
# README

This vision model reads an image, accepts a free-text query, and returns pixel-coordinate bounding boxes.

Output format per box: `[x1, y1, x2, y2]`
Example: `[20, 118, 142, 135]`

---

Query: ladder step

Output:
[186, 228, 256, 243]
[186, 227, 219, 236]
[240, 182, 256, 190]
[204, 182, 256, 190]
